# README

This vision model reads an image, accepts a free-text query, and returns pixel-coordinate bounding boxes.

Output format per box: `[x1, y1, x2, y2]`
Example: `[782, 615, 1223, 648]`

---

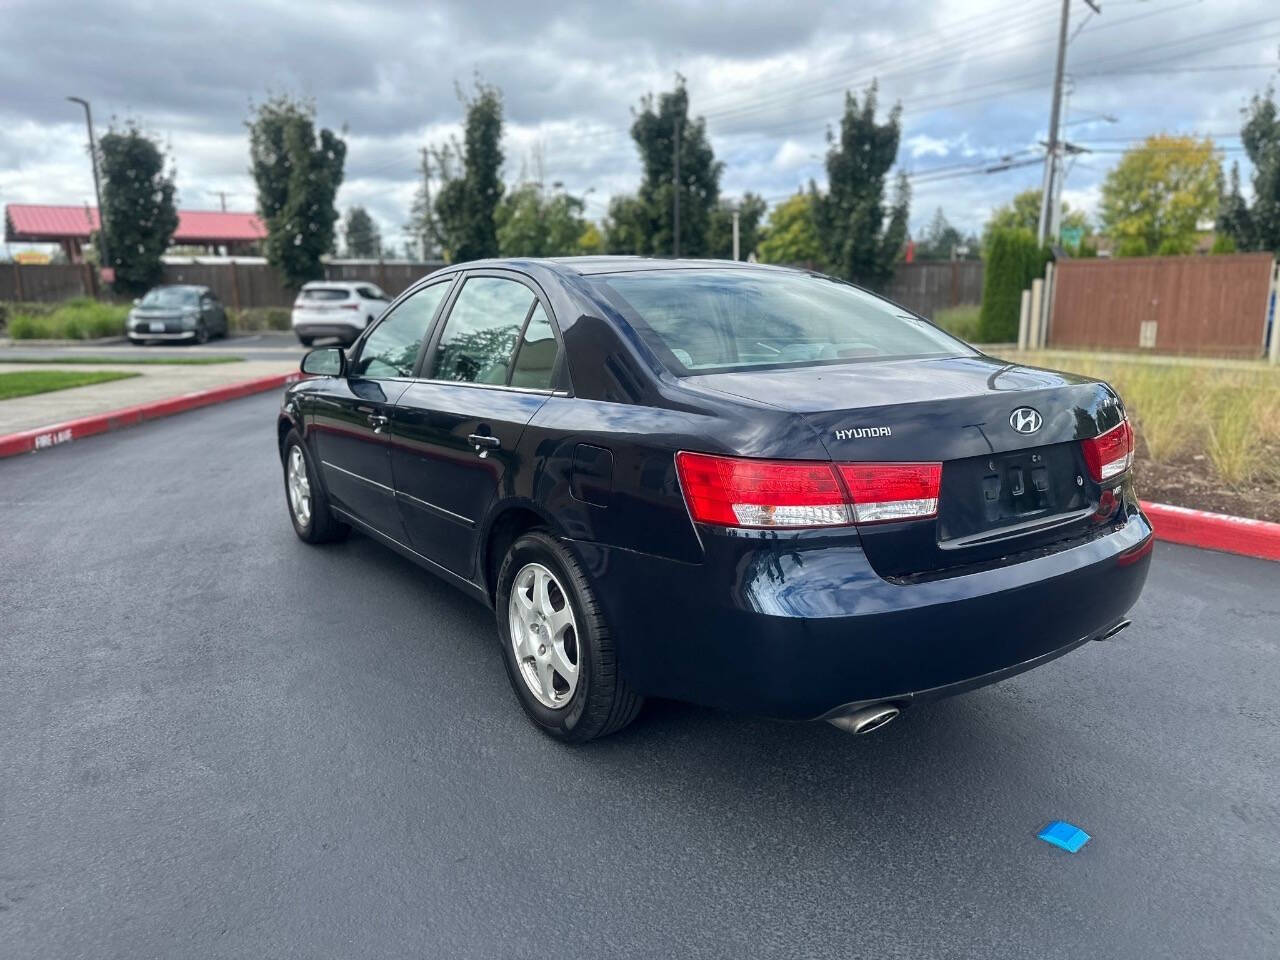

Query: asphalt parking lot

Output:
[1, 391, 1276, 959]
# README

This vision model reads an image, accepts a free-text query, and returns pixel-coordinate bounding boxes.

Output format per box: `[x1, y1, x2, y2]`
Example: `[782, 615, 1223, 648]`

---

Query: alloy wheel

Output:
[287, 446, 312, 526]
[508, 562, 580, 708]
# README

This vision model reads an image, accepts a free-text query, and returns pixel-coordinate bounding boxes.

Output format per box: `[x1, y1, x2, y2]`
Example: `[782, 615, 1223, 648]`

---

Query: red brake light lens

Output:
[675, 452, 943, 528]
[675, 452, 850, 528]
[836, 462, 942, 524]
[1081, 419, 1134, 483]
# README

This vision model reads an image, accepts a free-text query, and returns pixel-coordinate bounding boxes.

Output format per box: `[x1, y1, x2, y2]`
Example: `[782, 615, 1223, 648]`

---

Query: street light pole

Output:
[66, 96, 109, 270]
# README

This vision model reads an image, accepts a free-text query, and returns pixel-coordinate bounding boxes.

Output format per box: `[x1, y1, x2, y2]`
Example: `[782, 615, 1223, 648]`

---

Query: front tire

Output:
[194, 321, 209, 345]
[495, 531, 643, 742]
[282, 429, 348, 544]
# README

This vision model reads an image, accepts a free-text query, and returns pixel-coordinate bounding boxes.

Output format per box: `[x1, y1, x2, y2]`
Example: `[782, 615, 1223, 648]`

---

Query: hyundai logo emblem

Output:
[1010, 407, 1043, 434]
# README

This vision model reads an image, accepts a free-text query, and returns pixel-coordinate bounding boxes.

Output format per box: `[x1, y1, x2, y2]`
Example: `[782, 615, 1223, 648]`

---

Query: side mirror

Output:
[301, 346, 345, 377]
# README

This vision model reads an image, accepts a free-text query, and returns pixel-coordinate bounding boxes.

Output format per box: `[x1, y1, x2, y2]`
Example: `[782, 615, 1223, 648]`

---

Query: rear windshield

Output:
[140, 287, 199, 307]
[300, 288, 351, 301]
[591, 269, 974, 374]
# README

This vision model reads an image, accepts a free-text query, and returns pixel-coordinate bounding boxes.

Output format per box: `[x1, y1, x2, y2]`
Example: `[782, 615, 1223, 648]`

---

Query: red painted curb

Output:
[1140, 500, 1280, 563]
[0, 371, 302, 459]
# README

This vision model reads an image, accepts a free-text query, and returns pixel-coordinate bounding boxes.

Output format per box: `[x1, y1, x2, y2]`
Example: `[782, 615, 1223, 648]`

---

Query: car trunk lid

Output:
[683, 355, 1128, 577]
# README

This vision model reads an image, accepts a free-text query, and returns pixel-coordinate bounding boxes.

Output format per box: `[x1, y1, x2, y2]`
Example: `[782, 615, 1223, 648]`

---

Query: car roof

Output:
[434, 256, 796, 279]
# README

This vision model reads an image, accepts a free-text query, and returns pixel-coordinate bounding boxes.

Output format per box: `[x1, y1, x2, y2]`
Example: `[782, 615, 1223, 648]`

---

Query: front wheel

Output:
[282, 429, 348, 544]
[297, 334, 314, 347]
[495, 531, 643, 742]
[194, 321, 209, 345]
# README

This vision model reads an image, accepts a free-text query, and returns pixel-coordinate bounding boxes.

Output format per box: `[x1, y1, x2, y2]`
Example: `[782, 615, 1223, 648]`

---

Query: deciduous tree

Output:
[1099, 135, 1220, 257]
[496, 181, 590, 257]
[707, 193, 767, 260]
[248, 95, 346, 289]
[757, 193, 825, 267]
[981, 188, 1090, 251]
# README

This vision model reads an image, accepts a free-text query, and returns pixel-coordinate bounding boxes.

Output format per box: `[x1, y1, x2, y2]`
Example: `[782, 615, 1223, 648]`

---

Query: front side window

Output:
[428, 277, 534, 384]
[591, 268, 976, 374]
[351, 281, 451, 378]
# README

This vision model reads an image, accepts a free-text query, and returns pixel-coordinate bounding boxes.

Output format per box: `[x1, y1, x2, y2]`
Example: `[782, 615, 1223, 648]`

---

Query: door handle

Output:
[468, 433, 501, 457]
[368, 413, 390, 433]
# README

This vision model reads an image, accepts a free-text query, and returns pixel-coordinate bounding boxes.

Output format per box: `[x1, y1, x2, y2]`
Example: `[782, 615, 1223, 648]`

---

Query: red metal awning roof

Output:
[5, 204, 266, 243]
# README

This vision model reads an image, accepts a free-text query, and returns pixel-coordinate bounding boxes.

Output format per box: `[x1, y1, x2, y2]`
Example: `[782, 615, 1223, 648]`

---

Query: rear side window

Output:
[351, 281, 451, 378]
[509, 303, 559, 389]
[300, 287, 350, 301]
[592, 269, 975, 374]
[428, 277, 533, 385]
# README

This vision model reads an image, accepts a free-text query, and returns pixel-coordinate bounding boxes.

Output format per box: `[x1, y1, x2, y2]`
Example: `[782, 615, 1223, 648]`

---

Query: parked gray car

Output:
[127, 285, 229, 344]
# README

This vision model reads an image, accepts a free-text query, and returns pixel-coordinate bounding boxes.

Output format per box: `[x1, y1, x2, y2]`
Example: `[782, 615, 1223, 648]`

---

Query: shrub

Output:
[978, 227, 1049, 342]
[7, 298, 129, 340]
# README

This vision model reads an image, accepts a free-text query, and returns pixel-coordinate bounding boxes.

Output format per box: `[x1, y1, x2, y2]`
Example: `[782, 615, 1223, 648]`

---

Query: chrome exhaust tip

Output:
[828, 704, 901, 735]
[1097, 619, 1132, 641]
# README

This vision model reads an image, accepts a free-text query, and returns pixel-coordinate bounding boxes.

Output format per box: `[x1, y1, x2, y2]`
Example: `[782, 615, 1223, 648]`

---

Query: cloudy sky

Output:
[1, 0, 1276, 255]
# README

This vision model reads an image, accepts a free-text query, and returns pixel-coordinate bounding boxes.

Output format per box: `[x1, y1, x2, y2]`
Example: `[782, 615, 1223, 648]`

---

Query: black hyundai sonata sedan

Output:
[277, 257, 1153, 742]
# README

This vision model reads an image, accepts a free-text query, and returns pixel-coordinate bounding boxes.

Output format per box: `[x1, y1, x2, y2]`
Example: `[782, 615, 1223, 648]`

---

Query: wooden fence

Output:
[1048, 253, 1277, 357]
[0, 260, 446, 309]
[876, 260, 984, 318]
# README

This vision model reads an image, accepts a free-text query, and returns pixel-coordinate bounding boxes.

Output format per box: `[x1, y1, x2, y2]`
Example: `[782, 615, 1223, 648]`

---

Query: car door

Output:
[308, 278, 454, 538]
[390, 272, 566, 578]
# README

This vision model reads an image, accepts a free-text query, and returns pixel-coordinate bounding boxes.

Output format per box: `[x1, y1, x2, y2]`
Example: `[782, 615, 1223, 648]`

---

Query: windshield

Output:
[592, 268, 975, 375]
[140, 287, 200, 307]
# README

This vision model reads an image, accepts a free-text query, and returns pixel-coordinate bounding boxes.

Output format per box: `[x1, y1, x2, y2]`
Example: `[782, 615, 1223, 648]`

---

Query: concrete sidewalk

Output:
[0, 360, 296, 434]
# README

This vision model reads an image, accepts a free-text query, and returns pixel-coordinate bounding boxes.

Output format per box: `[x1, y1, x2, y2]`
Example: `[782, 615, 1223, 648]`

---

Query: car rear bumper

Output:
[567, 501, 1154, 720]
[292, 322, 363, 339]
[128, 330, 196, 341]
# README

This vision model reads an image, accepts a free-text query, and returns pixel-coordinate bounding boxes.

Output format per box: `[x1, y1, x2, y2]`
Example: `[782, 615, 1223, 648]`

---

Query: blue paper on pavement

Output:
[1038, 820, 1091, 853]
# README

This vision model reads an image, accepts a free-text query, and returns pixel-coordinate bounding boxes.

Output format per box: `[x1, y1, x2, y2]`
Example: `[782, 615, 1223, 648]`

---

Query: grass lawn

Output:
[0, 369, 140, 401]
[933, 304, 981, 342]
[0, 355, 242, 366]
[1008, 350, 1280, 521]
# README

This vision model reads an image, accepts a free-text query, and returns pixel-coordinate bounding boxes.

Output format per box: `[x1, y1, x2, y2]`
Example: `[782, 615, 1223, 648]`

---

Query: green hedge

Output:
[978, 228, 1051, 342]
[228, 307, 291, 332]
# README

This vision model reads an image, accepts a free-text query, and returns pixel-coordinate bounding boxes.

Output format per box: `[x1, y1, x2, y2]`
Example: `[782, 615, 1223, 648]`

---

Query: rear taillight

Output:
[836, 462, 942, 524]
[1081, 419, 1133, 483]
[674, 452, 942, 529]
[675, 452, 850, 527]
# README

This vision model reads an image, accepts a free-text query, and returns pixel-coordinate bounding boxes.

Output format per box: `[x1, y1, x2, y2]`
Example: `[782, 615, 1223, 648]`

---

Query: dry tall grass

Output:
[1013, 352, 1280, 489]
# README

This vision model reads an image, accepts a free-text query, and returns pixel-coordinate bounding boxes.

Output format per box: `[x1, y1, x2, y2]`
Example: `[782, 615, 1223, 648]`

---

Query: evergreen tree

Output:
[626, 76, 723, 256]
[97, 123, 178, 295]
[343, 206, 380, 258]
[978, 227, 1050, 342]
[812, 84, 909, 287]
[432, 83, 504, 263]
[248, 95, 346, 289]
[1234, 86, 1280, 253]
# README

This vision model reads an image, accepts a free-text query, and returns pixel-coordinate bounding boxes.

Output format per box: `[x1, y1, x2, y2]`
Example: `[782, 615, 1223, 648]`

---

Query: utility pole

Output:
[210, 191, 228, 212]
[732, 209, 741, 261]
[1037, 1, 1100, 247]
[672, 118, 682, 258]
[66, 96, 109, 271]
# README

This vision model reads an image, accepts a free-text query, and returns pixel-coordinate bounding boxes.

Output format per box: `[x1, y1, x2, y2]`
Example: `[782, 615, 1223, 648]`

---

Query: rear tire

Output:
[282, 429, 348, 544]
[297, 334, 315, 347]
[495, 531, 643, 742]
